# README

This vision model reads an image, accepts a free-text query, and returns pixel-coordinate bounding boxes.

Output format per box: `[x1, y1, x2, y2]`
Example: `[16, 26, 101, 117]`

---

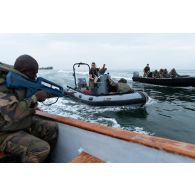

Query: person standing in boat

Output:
[89, 62, 106, 90]
[0, 55, 58, 163]
[143, 64, 150, 77]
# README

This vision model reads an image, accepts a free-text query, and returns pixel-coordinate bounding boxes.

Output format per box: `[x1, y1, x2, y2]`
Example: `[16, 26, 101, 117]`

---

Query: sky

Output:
[0, 33, 195, 70]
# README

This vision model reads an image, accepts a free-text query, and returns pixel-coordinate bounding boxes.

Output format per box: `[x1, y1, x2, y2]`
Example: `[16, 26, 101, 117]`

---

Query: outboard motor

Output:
[133, 72, 139, 78]
[95, 74, 109, 95]
[78, 78, 87, 89]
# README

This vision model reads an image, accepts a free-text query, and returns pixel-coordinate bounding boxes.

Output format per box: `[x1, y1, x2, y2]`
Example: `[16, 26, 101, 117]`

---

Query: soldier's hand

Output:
[35, 90, 49, 102]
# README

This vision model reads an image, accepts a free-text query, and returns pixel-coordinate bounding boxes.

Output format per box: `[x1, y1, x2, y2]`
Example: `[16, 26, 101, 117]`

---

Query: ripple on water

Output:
[39, 97, 151, 135]
[38, 69, 195, 144]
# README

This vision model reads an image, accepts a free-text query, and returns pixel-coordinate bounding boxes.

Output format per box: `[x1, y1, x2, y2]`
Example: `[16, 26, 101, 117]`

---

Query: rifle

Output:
[6, 71, 65, 99]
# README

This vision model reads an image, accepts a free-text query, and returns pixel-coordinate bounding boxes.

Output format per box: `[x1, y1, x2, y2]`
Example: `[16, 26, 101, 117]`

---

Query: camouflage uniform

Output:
[117, 79, 134, 93]
[0, 70, 58, 163]
[117, 82, 134, 93]
[169, 68, 177, 78]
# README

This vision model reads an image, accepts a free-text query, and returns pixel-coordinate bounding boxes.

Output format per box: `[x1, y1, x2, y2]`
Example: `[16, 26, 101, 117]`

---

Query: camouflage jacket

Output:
[117, 82, 133, 93]
[0, 65, 37, 132]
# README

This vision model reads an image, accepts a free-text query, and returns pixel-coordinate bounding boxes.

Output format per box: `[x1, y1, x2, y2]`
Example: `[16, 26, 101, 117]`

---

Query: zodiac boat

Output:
[2, 110, 195, 163]
[66, 63, 149, 107]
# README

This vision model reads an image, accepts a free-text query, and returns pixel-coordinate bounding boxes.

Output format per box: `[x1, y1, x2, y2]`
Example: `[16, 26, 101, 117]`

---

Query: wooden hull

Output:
[132, 76, 195, 87]
[35, 111, 195, 163]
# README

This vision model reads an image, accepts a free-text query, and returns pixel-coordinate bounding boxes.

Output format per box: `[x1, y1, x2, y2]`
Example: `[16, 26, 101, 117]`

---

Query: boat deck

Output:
[1, 111, 195, 163]
[37, 111, 195, 163]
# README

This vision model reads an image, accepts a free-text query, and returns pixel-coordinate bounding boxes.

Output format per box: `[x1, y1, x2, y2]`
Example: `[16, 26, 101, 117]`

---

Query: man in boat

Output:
[117, 78, 134, 93]
[0, 55, 58, 162]
[89, 62, 107, 90]
[159, 69, 164, 78]
[143, 64, 150, 77]
[153, 70, 160, 78]
[162, 69, 169, 78]
[169, 68, 179, 78]
[107, 76, 118, 93]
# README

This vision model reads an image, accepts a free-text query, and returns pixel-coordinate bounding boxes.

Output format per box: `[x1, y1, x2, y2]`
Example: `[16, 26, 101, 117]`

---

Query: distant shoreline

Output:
[39, 66, 53, 70]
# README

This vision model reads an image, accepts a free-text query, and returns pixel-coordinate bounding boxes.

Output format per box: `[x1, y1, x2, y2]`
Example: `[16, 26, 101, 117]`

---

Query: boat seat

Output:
[70, 152, 104, 163]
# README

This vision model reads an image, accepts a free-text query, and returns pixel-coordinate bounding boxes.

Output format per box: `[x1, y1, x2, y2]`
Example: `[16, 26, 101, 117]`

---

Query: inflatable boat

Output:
[2, 110, 195, 163]
[66, 63, 149, 107]
[132, 72, 195, 87]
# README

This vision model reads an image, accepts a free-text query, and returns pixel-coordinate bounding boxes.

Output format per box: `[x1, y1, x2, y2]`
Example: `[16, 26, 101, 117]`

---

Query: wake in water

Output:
[146, 96, 157, 106]
[40, 96, 153, 135]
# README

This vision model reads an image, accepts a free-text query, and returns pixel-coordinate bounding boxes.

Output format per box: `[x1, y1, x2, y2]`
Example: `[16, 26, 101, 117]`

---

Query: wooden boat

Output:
[132, 72, 195, 87]
[2, 110, 194, 163]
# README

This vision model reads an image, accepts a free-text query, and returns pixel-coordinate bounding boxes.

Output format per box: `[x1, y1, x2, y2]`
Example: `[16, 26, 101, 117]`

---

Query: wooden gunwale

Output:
[70, 152, 104, 163]
[36, 111, 195, 159]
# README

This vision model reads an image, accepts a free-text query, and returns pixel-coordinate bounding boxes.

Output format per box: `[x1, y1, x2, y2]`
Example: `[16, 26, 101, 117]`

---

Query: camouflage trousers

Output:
[0, 116, 58, 163]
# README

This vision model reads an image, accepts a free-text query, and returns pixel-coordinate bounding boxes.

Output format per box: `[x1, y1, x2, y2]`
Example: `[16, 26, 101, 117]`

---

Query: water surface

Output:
[39, 68, 195, 144]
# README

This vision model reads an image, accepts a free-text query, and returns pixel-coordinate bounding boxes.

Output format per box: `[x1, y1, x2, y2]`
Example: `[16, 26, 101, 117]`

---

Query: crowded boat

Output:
[132, 64, 195, 87]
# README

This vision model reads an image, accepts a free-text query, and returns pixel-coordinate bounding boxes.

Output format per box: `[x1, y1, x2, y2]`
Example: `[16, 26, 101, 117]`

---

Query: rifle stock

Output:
[6, 72, 64, 98]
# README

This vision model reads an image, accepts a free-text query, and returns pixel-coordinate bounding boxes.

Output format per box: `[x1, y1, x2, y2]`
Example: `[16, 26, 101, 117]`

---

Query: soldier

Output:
[163, 68, 169, 78]
[169, 68, 178, 78]
[89, 62, 107, 91]
[117, 78, 134, 93]
[0, 55, 58, 162]
[143, 64, 150, 77]
[89, 62, 99, 90]
[159, 69, 164, 78]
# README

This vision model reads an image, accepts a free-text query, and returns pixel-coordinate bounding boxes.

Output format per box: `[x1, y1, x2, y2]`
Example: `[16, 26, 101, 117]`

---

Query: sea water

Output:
[39, 68, 195, 144]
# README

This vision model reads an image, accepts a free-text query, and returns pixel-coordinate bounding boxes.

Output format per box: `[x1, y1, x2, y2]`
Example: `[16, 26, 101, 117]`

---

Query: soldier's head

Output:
[14, 55, 39, 80]
[91, 62, 96, 69]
